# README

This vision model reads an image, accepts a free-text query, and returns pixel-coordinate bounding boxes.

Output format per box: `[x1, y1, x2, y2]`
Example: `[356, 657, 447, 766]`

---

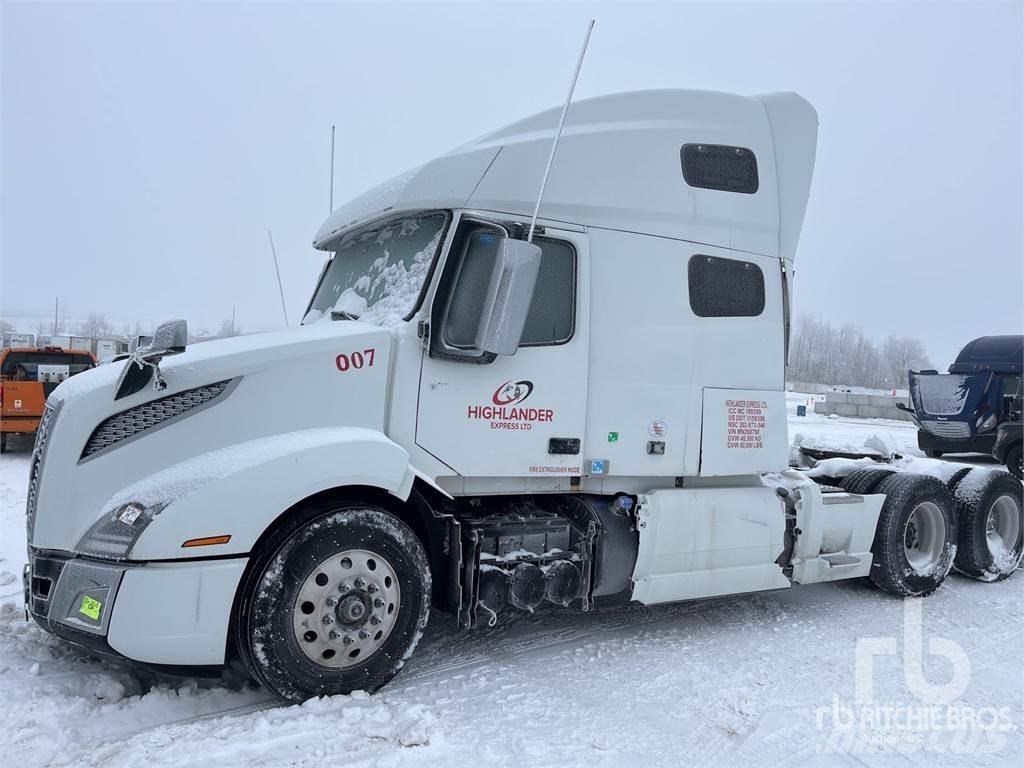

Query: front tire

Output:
[1005, 444, 1023, 481]
[869, 473, 957, 596]
[953, 471, 1023, 582]
[236, 504, 431, 702]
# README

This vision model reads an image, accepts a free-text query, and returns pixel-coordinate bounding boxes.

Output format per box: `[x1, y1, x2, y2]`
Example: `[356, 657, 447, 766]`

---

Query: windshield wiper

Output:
[331, 310, 360, 321]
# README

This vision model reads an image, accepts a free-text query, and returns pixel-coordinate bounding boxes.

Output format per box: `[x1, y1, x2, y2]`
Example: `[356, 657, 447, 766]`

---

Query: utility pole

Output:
[53, 297, 59, 336]
[231, 305, 236, 337]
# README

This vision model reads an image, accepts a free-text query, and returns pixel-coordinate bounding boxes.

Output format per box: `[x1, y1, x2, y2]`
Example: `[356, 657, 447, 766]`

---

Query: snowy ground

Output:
[0, 403, 1020, 767]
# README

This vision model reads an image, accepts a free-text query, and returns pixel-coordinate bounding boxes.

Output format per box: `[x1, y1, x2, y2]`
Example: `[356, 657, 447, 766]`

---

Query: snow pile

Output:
[802, 456, 878, 479]
[791, 429, 902, 463]
[84, 693, 439, 768]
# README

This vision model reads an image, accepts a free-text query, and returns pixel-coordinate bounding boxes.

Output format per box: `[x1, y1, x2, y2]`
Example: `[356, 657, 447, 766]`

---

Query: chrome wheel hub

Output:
[903, 501, 945, 574]
[292, 549, 401, 668]
[986, 495, 1021, 558]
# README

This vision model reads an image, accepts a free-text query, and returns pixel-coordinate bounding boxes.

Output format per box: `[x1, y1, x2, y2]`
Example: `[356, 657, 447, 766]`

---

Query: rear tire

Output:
[925, 450, 943, 458]
[869, 473, 956, 596]
[235, 503, 431, 702]
[842, 467, 896, 495]
[953, 471, 1023, 582]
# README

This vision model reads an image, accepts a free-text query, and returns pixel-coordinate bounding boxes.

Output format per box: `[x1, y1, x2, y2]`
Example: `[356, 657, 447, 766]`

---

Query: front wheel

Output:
[236, 504, 431, 702]
[1004, 444, 1023, 480]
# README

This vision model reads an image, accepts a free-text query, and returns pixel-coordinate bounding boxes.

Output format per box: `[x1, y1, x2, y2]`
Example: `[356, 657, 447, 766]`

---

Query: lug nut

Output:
[354, 577, 366, 589]
[325, 596, 338, 607]
[359, 629, 371, 640]
[342, 635, 354, 646]
[367, 583, 379, 594]
[370, 615, 381, 626]
[339, 582, 350, 592]
[329, 629, 341, 640]
[322, 614, 335, 625]
[373, 597, 385, 608]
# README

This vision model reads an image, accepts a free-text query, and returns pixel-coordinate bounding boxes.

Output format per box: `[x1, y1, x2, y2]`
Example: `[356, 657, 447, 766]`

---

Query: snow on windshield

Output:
[911, 374, 971, 416]
[304, 213, 446, 329]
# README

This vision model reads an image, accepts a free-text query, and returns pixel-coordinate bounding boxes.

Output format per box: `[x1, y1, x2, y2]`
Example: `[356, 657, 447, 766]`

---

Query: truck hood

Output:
[908, 370, 1001, 438]
[31, 321, 395, 553]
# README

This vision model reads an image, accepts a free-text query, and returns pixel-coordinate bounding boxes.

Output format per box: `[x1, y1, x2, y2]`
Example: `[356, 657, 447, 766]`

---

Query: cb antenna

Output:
[268, 230, 290, 327]
[329, 124, 336, 214]
[528, 19, 595, 243]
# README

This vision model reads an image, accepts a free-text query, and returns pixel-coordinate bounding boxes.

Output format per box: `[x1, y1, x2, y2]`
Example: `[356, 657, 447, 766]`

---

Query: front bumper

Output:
[916, 428, 996, 456]
[25, 549, 247, 668]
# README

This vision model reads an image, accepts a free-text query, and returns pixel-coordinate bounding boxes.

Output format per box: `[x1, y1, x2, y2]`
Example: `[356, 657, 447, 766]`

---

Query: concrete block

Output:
[857, 405, 884, 419]
[868, 395, 893, 407]
[835, 403, 859, 417]
[827, 392, 848, 404]
[850, 394, 871, 405]
[814, 401, 831, 415]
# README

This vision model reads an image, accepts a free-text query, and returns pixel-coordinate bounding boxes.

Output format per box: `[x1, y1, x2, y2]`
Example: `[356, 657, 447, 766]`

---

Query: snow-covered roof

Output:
[314, 89, 817, 262]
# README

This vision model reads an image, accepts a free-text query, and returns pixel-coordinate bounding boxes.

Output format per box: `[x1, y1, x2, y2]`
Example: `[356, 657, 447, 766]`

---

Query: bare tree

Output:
[788, 314, 933, 389]
[76, 313, 113, 339]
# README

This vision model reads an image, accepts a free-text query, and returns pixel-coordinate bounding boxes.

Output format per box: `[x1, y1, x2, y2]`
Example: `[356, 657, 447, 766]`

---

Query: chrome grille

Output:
[80, 380, 233, 460]
[922, 420, 971, 439]
[26, 402, 59, 541]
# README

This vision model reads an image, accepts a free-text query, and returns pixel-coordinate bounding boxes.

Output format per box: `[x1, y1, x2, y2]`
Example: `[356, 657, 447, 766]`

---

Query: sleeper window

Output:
[688, 254, 765, 317]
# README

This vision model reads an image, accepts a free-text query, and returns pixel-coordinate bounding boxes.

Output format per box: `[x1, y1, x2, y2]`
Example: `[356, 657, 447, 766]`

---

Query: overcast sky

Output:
[2, 0, 1021, 368]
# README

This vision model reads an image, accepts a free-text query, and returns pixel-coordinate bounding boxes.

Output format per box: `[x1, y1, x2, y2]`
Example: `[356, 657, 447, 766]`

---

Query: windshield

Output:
[911, 373, 973, 416]
[304, 212, 447, 328]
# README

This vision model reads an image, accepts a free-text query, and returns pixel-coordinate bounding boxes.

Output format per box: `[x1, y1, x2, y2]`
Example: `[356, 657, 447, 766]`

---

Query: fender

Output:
[114, 427, 419, 560]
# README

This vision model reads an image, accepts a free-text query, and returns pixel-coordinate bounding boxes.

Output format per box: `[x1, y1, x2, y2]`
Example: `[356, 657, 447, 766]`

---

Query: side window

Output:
[520, 236, 575, 346]
[681, 144, 759, 194]
[443, 227, 575, 349]
[688, 254, 765, 317]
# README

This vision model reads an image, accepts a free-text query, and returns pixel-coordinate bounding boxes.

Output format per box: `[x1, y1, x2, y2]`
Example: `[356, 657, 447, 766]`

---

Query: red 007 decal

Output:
[336, 348, 376, 372]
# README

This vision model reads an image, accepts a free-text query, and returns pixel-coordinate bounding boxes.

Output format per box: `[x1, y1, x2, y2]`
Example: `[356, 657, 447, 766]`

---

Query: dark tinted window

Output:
[681, 144, 758, 194]
[444, 230, 575, 349]
[688, 255, 765, 317]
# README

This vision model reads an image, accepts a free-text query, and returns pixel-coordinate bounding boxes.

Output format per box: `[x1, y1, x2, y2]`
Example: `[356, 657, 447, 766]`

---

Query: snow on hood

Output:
[51, 322, 381, 407]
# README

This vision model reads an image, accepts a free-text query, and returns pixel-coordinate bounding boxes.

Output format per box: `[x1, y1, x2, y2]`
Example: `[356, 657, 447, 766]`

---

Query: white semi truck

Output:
[23, 90, 1023, 701]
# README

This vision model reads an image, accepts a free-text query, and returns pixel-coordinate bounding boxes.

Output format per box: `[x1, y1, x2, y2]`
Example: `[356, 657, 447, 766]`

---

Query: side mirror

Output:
[139, 319, 188, 361]
[474, 238, 542, 356]
[115, 319, 188, 400]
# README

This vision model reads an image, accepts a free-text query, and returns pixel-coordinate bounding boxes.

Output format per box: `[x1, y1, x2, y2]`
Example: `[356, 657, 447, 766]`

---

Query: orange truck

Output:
[0, 346, 96, 452]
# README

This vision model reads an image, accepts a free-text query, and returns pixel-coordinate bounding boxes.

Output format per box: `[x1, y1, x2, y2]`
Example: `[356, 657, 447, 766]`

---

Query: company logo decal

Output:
[469, 380, 552, 431]
[492, 380, 534, 406]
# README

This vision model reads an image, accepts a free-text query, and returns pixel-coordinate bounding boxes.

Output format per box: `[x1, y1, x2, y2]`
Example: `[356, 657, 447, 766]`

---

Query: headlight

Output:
[977, 413, 998, 433]
[75, 502, 165, 560]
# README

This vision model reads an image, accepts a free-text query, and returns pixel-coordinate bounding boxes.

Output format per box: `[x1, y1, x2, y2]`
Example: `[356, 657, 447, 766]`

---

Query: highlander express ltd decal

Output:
[467, 380, 554, 431]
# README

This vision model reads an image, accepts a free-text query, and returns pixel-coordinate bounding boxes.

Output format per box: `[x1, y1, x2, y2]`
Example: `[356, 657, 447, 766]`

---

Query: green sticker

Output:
[607, 432, 619, 443]
[79, 595, 102, 621]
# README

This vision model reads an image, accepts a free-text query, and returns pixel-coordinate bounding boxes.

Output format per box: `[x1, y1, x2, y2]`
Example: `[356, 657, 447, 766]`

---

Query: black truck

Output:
[905, 335, 1023, 464]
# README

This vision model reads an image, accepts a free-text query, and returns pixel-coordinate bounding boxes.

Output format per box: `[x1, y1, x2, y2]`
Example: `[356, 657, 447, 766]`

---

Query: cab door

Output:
[416, 217, 589, 478]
